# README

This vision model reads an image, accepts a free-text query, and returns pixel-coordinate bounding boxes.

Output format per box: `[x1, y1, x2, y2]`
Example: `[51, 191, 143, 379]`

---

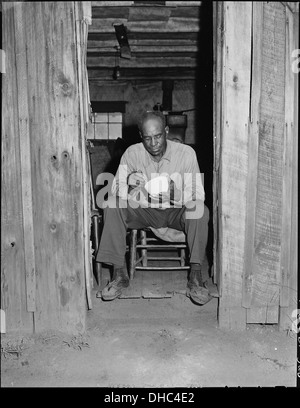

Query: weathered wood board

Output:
[1, 2, 34, 332]
[217, 2, 252, 330]
[243, 2, 287, 324]
[1, 2, 91, 334]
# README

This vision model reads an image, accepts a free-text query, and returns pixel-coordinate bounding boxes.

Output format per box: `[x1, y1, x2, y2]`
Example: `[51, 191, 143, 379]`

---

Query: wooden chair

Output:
[127, 228, 190, 280]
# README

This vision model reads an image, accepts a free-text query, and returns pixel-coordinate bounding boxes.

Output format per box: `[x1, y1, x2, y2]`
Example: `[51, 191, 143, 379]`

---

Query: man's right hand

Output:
[127, 171, 147, 188]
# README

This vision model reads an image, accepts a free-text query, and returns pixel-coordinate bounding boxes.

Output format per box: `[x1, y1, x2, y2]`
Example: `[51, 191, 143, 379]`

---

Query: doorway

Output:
[86, 1, 217, 301]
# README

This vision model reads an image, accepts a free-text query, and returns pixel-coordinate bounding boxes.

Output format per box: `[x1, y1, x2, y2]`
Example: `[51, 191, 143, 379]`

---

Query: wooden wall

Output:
[88, 80, 197, 144]
[214, 2, 298, 330]
[1, 2, 92, 334]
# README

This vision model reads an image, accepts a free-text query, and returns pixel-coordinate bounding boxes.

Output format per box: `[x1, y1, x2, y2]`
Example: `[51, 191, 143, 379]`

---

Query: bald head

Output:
[137, 111, 166, 133]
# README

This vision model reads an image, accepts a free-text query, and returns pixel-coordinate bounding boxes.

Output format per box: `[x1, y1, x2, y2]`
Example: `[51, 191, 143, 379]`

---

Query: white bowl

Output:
[145, 176, 169, 196]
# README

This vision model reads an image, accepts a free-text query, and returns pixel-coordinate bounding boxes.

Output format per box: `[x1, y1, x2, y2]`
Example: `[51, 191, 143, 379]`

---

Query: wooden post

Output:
[1, 2, 34, 332]
[13, 3, 36, 313]
[162, 79, 174, 111]
[74, 2, 93, 310]
[217, 2, 252, 330]
[279, 6, 299, 330]
[22, 2, 88, 334]
[212, 1, 223, 291]
[245, 2, 287, 324]
[242, 2, 263, 309]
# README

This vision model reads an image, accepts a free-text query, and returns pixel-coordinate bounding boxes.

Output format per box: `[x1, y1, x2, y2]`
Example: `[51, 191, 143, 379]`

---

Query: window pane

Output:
[108, 112, 123, 123]
[95, 123, 109, 140]
[94, 113, 108, 123]
[108, 123, 122, 139]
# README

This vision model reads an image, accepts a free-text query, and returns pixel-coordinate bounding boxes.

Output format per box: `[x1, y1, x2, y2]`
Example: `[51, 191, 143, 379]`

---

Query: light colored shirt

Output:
[111, 140, 205, 209]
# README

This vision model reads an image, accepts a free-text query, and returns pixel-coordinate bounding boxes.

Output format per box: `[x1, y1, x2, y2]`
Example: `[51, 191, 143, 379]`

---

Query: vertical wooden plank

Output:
[242, 2, 263, 308]
[246, 2, 286, 324]
[13, 2, 36, 312]
[212, 1, 223, 291]
[75, 2, 93, 310]
[1, 2, 33, 332]
[24, 2, 86, 334]
[218, 2, 252, 330]
[279, 8, 299, 330]
[280, 6, 294, 308]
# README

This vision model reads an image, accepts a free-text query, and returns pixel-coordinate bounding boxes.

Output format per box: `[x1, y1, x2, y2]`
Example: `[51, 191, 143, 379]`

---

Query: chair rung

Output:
[136, 244, 186, 249]
[135, 266, 190, 270]
[146, 257, 183, 261]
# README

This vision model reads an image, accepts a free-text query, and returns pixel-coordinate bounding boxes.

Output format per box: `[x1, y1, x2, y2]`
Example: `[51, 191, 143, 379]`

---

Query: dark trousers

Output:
[96, 197, 209, 268]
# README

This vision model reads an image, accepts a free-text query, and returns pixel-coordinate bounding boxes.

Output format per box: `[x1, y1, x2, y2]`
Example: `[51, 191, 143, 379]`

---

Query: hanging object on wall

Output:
[113, 23, 131, 59]
[166, 113, 188, 143]
[112, 46, 121, 80]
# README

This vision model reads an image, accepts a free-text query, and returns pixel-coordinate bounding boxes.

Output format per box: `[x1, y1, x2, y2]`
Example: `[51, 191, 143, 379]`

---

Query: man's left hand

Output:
[154, 178, 181, 204]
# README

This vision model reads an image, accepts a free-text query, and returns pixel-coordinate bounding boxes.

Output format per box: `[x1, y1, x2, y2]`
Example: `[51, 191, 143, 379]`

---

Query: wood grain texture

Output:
[246, 2, 286, 323]
[13, 2, 37, 313]
[212, 1, 223, 291]
[217, 2, 252, 330]
[279, 8, 298, 330]
[242, 2, 263, 309]
[280, 5, 294, 309]
[89, 18, 200, 33]
[75, 2, 93, 310]
[87, 55, 198, 68]
[1, 2, 34, 332]
[19, 2, 87, 334]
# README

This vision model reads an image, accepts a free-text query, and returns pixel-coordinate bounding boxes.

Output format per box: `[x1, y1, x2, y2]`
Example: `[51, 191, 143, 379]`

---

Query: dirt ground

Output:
[1, 288, 297, 388]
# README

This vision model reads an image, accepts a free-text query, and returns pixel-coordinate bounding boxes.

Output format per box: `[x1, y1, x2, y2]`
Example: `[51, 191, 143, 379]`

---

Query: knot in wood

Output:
[61, 82, 72, 96]
[62, 151, 70, 160]
[50, 223, 57, 232]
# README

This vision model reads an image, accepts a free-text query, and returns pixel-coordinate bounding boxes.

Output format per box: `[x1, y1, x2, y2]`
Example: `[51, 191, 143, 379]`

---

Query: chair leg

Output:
[95, 262, 102, 288]
[180, 248, 185, 267]
[129, 229, 137, 280]
[140, 229, 147, 267]
[91, 214, 103, 287]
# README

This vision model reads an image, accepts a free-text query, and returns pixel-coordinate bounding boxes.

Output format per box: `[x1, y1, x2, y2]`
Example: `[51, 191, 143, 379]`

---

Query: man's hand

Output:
[152, 178, 181, 204]
[127, 171, 147, 194]
[127, 171, 147, 188]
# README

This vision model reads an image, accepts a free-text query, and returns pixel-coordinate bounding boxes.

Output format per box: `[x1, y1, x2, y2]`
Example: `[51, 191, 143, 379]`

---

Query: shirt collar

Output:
[144, 140, 172, 165]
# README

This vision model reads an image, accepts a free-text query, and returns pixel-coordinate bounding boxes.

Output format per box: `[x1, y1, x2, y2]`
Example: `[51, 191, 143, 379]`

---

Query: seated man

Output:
[96, 110, 211, 305]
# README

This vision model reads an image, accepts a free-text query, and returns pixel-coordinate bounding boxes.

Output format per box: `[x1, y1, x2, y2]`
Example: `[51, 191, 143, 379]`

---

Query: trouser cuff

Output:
[96, 249, 124, 267]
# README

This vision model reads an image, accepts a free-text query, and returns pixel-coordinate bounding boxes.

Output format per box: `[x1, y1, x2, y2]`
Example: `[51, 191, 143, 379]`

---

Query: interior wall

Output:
[88, 79, 197, 144]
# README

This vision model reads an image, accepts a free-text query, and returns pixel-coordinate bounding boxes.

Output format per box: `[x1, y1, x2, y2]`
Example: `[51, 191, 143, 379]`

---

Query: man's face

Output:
[140, 117, 168, 159]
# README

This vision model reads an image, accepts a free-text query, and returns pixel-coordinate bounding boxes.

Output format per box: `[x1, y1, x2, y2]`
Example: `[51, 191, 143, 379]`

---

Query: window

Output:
[89, 112, 123, 140]
[88, 101, 126, 140]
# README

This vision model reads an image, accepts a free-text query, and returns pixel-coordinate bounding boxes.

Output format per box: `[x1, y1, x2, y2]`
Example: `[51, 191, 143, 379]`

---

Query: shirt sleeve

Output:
[111, 148, 134, 199]
[182, 149, 205, 204]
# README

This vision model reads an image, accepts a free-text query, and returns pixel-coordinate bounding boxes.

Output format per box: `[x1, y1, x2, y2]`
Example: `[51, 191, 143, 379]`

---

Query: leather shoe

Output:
[101, 276, 129, 301]
[186, 281, 212, 305]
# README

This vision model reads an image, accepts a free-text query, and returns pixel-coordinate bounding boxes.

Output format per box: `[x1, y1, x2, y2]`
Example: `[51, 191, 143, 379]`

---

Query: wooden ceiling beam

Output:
[87, 67, 197, 81]
[92, 1, 133, 6]
[87, 51, 198, 58]
[88, 31, 199, 41]
[91, 5, 200, 20]
[87, 45, 198, 54]
[87, 56, 197, 68]
[91, 1, 201, 6]
[88, 39, 197, 48]
[88, 18, 200, 33]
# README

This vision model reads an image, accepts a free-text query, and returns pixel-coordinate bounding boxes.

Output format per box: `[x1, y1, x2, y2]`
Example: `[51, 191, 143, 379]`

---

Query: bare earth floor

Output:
[1, 292, 297, 388]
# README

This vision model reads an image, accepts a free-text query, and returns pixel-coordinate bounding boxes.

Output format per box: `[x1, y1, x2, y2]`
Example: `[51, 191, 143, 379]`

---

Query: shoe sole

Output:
[101, 280, 129, 301]
[186, 286, 212, 305]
